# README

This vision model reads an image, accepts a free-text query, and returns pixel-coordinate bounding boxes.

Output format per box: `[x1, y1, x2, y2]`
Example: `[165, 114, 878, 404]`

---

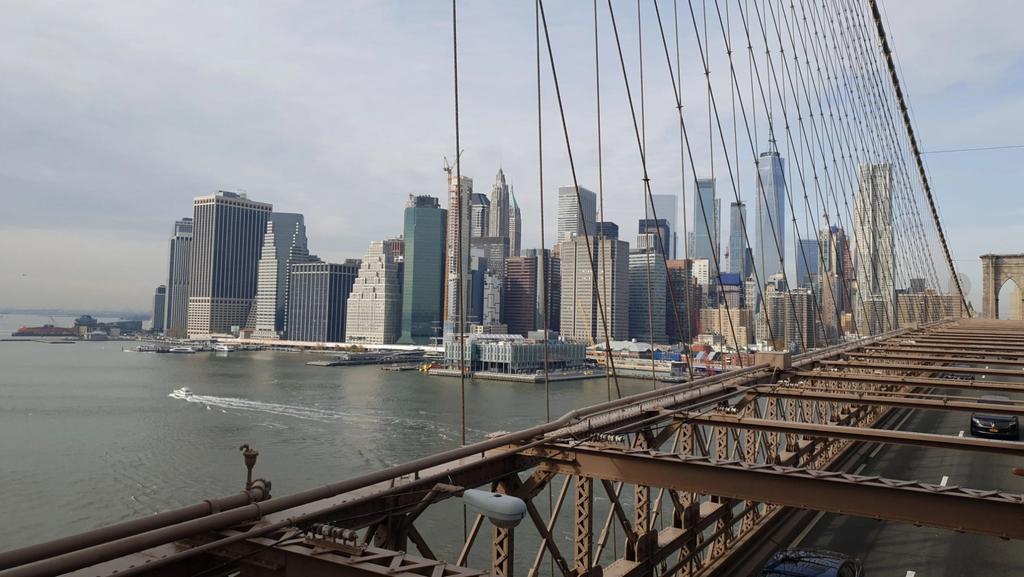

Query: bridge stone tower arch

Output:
[981, 254, 1024, 319]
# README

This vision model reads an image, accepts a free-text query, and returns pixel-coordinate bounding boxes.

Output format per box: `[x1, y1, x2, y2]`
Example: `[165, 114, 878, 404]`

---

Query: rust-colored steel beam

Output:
[673, 413, 1023, 455]
[174, 532, 485, 577]
[864, 346, 1024, 358]
[787, 370, 1024, 394]
[818, 360, 1024, 377]
[845, 352, 1024, 367]
[527, 445, 1024, 540]
[906, 336, 1024, 347]
[751, 387, 1024, 416]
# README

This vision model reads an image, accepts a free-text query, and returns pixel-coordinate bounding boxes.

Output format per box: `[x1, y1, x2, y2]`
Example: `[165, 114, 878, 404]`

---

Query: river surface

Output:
[0, 314, 654, 555]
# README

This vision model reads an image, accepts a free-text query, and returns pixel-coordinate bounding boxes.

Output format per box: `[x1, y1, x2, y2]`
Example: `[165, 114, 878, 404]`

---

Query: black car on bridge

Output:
[970, 395, 1020, 440]
[758, 549, 863, 577]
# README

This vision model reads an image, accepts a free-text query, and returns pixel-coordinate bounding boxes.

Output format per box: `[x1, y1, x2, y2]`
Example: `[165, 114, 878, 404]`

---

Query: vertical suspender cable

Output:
[536, 0, 551, 425]
[450, 0, 468, 543]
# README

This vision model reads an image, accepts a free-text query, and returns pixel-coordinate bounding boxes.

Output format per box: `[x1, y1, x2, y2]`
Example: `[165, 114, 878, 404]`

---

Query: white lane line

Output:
[906, 571, 917, 577]
[958, 430, 964, 438]
[940, 475, 949, 486]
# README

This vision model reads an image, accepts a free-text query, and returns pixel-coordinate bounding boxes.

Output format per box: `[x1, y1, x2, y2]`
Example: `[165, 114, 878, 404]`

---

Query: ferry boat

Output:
[129, 344, 162, 353]
[167, 346, 195, 354]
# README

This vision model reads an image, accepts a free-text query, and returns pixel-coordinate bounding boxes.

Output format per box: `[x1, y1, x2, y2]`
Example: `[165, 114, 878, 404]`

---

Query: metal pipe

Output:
[0, 491, 255, 571]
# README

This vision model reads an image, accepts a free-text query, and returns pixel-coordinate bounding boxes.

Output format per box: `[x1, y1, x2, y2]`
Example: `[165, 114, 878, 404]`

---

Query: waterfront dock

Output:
[427, 368, 606, 383]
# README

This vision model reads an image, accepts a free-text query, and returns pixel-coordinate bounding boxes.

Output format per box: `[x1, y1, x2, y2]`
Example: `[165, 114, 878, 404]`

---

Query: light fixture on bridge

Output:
[461, 489, 527, 528]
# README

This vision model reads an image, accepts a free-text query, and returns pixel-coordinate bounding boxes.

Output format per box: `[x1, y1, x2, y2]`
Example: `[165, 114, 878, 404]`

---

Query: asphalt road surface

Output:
[794, 386, 1024, 576]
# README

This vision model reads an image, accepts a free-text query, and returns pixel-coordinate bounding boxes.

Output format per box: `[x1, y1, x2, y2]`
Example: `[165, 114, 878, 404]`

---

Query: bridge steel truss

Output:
[2, 320, 1024, 577]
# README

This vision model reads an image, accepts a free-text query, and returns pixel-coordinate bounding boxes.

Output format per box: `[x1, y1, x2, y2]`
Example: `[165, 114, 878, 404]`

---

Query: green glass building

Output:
[398, 195, 447, 344]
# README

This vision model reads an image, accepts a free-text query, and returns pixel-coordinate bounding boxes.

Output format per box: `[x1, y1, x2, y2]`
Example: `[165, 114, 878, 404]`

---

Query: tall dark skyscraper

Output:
[399, 195, 447, 345]
[756, 150, 786, 280]
[287, 260, 360, 343]
[187, 191, 271, 339]
[152, 285, 166, 333]
[164, 217, 193, 337]
[504, 249, 560, 336]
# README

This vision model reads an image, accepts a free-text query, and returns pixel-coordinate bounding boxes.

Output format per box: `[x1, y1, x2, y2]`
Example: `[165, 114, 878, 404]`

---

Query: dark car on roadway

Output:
[758, 549, 863, 577]
[970, 395, 1020, 440]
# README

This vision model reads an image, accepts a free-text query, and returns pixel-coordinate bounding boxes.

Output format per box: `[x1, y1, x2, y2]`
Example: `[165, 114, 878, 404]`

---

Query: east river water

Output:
[0, 314, 655, 560]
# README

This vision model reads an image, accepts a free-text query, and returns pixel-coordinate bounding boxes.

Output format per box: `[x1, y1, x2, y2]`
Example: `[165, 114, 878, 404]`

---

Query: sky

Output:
[1, 0, 1022, 312]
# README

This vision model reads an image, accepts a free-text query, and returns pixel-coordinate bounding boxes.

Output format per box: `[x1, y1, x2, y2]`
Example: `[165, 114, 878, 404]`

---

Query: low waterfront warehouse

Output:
[444, 333, 586, 375]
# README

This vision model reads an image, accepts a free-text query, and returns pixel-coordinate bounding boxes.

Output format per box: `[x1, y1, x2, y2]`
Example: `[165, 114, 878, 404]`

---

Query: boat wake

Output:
[167, 388, 366, 423]
[167, 388, 489, 438]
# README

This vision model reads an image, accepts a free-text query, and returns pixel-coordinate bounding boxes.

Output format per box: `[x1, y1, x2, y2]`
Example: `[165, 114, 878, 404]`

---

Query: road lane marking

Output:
[940, 475, 949, 486]
[958, 430, 964, 438]
[906, 571, 917, 577]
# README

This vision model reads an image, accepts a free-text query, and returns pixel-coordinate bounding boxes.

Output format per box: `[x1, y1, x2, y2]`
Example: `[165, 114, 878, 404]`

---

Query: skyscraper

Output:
[488, 169, 510, 240]
[628, 248, 667, 343]
[187, 191, 271, 339]
[645, 193, 679, 258]
[795, 238, 821, 289]
[509, 190, 522, 257]
[692, 178, 719, 269]
[287, 260, 360, 343]
[728, 201, 749, 279]
[251, 213, 308, 339]
[346, 238, 405, 344]
[164, 217, 193, 337]
[666, 259, 700, 343]
[637, 219, 671, 254]
[399, 195, 447, 345]
[481, 271, 503, 326]
[469, 193, 490, 238]
[559, 235, 629, 343]
[596, 221, 619, 240]
[470, 237, 510, 278]
[504, 249, 560, 336]
[818, 225, 853, 332]
[854, 163, 895, 334]
[557, 185, 597, 243]
[445, 174, 472, 324]
[755, 150, 786, 280]
[152, 285, 166, 333]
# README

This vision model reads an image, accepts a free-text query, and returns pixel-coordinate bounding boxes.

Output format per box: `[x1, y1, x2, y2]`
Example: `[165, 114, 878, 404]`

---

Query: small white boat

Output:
[179, 387, 193, 397]
[212, 344, 234, 352]
[168, 346, 195, 354]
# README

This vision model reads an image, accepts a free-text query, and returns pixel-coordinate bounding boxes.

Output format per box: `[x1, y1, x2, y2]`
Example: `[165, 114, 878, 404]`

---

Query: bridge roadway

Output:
[796, 385, 1024, 576]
